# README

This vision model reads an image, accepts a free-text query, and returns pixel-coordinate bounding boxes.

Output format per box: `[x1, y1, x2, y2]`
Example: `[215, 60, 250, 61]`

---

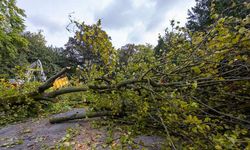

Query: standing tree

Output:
[118, 43, 137, 67]
[186, 0, 249, 32]
[0, 0, 28, 76]
[186, 0, 213, 32]
[118, 44, 155, 79]
[154, 20, 187, 64]
[23, 31, 66, 77]
[64, 19, 116, 75]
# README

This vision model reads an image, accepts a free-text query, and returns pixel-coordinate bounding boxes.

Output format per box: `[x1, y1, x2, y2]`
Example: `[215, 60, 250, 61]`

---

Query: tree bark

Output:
[49, 111, 112, 124]
[38, 67, 71, 93]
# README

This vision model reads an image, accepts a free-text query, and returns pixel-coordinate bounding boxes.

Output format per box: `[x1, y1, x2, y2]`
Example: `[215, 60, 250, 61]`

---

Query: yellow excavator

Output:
[25, 59, 47, 82]
[8, 59, 47, 86]
[8, 59, 68, 89]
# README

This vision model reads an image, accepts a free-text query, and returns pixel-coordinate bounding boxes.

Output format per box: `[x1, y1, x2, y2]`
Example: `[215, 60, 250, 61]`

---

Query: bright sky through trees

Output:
[17, 0, 195, 48]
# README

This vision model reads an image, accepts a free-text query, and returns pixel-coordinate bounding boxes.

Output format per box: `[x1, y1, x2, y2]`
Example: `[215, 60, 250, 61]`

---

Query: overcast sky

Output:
[17, 0, 196, 48]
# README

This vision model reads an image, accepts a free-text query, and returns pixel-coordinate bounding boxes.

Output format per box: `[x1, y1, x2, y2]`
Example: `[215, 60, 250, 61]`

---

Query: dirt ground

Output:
[0, 108, 165, 150]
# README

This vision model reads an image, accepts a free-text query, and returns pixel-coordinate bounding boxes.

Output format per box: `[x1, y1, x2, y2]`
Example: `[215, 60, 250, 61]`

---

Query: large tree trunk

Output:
[49, 110, 112, 124]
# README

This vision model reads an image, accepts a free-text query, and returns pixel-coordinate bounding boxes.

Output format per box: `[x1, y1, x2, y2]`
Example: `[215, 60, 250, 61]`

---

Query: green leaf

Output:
[238, 27, 246, 34]
[191, 66, 201, 74]
[192, 81, 198, 89]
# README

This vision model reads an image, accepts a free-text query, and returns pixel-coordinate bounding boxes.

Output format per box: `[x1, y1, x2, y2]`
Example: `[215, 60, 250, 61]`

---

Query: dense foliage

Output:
[64, 19, 116, 72]
[186, 0, 249, 32]
[23, 31, 66, 77]
[83, 12, 250, 148]
[0, 0, 28, 76]
[0, 0, 250, 149]
[0, 1, 65, 78]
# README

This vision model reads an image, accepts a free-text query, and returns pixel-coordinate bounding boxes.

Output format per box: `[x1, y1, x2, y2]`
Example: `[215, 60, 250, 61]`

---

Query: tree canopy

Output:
[64, 19, 116, 72]
[0, 0, 28, 76]
[186, 0, 249, 32]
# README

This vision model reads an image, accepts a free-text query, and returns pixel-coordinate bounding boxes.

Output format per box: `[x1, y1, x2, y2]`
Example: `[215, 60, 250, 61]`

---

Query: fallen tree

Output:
[3, 63, 250, 126]
[7, 64, 246, 126]
[1, 5, 250, 148]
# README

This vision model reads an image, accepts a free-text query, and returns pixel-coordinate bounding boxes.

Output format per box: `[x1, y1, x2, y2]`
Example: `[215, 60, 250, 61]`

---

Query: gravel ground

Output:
[0, 108, 164, 150]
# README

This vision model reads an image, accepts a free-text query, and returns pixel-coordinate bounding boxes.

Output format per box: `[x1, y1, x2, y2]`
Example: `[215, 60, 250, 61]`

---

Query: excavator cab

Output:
[25, 59, 47, 82]
[8, 59, 47, 86]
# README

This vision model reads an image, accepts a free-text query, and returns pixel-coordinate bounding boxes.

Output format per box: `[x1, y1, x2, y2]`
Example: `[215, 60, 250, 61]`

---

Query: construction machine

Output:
[25, 59, 47, 82]
[8, 59, 69, 89]
[8, 59, 47, 86]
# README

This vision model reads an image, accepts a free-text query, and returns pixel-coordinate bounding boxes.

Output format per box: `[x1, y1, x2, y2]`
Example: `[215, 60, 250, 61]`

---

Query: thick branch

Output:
[46, 87, 88, 98]
[49, 110, 112, 124]
[38, 67, 71, 93]
[116, 78, 142, 88]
